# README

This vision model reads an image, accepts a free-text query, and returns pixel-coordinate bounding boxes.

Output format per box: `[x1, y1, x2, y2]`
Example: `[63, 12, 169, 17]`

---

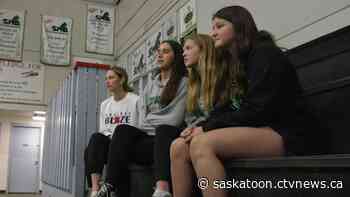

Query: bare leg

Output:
[189, 127, 284, 197]
[170, 138, 195, 197]
[91, 173, 102, 191]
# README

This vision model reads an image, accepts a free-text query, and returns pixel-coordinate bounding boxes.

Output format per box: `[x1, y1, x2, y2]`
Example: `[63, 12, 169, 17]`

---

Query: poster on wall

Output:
[131, 43, 146, 78]
[86, 4, 115, 55]
[121, 56, 128, 74]
[117, 55, 127, 74]
[146, 30, 162, 71]
[41, 15, 72, 66]
[179, 0, 196, 38]
[0, 60, 44, 104]
[0, 9, 25, 61]
[127, 52, 133, 79]
[161, 14, 177, 41]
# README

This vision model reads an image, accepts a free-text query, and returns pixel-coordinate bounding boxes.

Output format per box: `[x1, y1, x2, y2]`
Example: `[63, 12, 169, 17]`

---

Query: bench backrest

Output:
[287, 25, 350, 154]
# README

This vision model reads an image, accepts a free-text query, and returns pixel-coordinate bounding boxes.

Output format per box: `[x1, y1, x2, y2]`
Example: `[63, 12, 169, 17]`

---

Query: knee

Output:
[91, 132, 104, 139]
[89, 132, 106, 143]
[112, 124, 134, 139]
[170, 138, 189, 162]
[155, 125, 170, 137]
[114, 124, 133, 132]
[155, 125, 179, 138]
[189, 135, 212, 162]
[156, 125, 174, 132]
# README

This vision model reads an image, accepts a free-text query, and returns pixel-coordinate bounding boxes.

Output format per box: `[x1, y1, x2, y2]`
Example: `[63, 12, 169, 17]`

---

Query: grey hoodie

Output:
[137, 74, 188, 135]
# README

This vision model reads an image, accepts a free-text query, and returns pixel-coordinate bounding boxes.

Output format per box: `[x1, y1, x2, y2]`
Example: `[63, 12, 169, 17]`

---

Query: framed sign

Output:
[41, 15, 72, 66]
[131, 43, 146, 78]
[127, 52, 133, 79]
[179, 0, 196, 38]
[161, 13, 177, 41]
[146, 30, 162, 71]
[0, 9, 25, 61]
[0, 60, 44, 104]
[86, 4, 115, 55]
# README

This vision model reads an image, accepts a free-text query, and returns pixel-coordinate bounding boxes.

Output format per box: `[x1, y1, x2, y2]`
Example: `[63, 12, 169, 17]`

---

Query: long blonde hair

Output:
[186, 34, 245, 113]
[186, 34, 218, 113]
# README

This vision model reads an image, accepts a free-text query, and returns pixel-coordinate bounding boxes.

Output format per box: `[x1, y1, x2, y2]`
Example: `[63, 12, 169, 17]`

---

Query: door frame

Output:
[7, 123, 43, 193]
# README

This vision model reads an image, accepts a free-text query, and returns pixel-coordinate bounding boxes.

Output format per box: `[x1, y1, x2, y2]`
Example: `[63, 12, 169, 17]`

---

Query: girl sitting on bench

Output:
[96, 40, 188, 197]
[170, 6, 307, 197]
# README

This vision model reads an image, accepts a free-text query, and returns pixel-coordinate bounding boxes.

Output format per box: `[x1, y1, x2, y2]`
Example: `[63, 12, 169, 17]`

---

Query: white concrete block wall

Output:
[0, 122, 10, 191]
[116, 0, 350, 73]
[196, 0, 350, 49]
[0, 0, 115, 112]
[0, 0, 115, 192]
[113, 0, 348, 97]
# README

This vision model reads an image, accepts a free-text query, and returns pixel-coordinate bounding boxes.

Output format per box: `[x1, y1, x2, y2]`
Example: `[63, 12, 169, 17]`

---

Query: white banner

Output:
[179, 0, 196, 37]
[127, 52, 133, 79]
[41, 15, 72, 66]
[131, 43, 146, 78]
[146, 30, 163, 71]
[0, 9, 25, 61]
[86, 4, 115, 55]
[118, 55, 127, 74]
[161, 14, 177, 40]
[0, 60, 45, 104]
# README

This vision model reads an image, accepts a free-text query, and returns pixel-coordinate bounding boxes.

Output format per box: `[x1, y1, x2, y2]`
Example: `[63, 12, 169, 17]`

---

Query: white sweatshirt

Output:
[99, 92, 139, 137]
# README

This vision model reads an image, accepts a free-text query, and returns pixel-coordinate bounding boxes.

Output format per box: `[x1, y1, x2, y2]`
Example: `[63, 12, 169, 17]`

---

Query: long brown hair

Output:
[212, 6, 261, 102]
[109, 66, 133, 92]
[159, 40, 187, 106]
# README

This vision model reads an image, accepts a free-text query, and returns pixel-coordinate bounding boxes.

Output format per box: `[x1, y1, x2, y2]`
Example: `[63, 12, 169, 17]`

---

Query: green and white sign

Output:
[86, 4, 115, 55]
[179, 0, 196, 38]
[41, 15, 72, 66]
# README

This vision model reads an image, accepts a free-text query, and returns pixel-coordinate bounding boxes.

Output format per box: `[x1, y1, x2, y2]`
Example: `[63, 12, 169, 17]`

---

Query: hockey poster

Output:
[0, 9, 25, 61]
[86, 4, 115, 55]
[131, 43, 146, 78]
[145, 30, 162, 70]
[161, 14, 177, 40]
[41, 15, 72, 66]
[127, 52, 134, 79]
[179, 0, 196, 37]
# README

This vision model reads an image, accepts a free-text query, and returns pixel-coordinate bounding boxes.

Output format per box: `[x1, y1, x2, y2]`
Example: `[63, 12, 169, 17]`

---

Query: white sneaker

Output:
[90, 191, 98, 197]
[95, 183, 114, 197]
[152, 189, 172, 197]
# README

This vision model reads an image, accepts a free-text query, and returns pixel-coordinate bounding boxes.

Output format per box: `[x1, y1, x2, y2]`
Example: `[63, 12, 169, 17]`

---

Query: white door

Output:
[8, 126, 41, 193]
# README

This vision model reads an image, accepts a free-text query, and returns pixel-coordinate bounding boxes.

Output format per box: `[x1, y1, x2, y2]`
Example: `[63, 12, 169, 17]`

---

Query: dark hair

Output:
[159, 40, 187, 106]
[213, 6, 277, 103]
[214, 6, 259, 56]
[109, 66, 133, 92]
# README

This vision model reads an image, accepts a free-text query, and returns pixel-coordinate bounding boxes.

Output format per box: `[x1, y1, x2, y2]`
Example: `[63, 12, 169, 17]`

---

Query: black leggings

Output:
[84, 132, 111, 187]
[105, 124, 181, 196]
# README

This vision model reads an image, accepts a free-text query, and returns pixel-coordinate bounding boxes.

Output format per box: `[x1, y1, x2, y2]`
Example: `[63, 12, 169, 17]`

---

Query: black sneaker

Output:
[95, 183, 114, 197]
